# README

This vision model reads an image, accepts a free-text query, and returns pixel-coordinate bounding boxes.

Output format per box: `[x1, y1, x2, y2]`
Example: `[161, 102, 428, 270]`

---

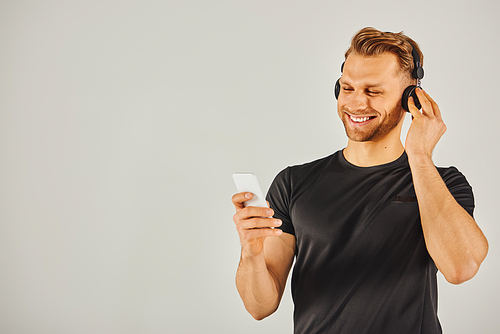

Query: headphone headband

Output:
[411, 45, 424, 82]
[411, 47, 421, 65]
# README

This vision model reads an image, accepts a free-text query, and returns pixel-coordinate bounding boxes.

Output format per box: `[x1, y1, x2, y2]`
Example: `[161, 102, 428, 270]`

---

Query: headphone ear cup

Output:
[334, 79, 341, 100]
[402, 85, 422, 112]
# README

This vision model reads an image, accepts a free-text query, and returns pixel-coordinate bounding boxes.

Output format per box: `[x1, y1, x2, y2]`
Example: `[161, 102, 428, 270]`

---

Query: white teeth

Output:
[350, 116, 370, 123]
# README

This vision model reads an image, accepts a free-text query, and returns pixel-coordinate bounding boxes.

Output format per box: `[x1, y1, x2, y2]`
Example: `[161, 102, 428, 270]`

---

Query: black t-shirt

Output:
[266, 150, 474, 334]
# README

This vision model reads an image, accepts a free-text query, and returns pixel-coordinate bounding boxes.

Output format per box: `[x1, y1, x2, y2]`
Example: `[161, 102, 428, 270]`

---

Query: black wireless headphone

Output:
[334, 44, 424, 113]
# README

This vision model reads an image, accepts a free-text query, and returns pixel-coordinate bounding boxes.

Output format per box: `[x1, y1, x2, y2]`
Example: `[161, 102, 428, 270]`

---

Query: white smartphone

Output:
[232, 173, 268, 208]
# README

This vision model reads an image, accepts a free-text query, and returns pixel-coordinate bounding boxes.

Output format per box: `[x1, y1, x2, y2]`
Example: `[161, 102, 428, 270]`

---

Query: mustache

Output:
[340, 107, 378, 116]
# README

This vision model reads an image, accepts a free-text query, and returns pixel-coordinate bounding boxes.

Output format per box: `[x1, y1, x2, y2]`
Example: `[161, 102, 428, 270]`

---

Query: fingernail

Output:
[245, 193, 252, 199]
[267, 209, 274, 216]
[274, 219, 282, 226]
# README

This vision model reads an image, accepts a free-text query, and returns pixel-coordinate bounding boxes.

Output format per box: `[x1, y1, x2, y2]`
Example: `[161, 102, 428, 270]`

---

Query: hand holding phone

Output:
[232, 173, 282, 257]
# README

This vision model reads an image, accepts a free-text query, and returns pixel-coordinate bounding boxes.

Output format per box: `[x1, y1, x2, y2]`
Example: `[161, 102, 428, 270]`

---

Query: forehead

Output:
[342, 52, 401, 86]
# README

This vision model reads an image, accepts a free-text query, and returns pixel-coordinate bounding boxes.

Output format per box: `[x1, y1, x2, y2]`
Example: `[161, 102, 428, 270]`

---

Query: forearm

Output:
[409, 154, 488, 284]
[236, 250, 281, 320]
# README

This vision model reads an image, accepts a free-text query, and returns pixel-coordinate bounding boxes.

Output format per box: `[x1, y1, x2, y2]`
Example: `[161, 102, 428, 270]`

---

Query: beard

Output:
[339, 103, 405, 142]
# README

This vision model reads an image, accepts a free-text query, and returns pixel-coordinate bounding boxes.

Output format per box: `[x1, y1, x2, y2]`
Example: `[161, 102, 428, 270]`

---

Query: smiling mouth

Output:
[348, 114, 376, 123]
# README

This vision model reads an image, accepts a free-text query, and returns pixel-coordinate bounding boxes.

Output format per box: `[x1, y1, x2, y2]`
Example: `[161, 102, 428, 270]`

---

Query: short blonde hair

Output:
[345, 27, 423, 80]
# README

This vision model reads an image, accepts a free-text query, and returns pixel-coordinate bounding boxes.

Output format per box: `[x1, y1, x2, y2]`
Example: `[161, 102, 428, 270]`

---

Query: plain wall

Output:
[0, 0, 498, 333]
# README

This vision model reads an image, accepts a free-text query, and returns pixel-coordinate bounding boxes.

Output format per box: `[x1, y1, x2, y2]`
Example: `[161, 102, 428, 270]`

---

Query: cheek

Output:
[337, 95, 352, 112]
[336, 99, 345, 115]
[374, 95, 401, 114]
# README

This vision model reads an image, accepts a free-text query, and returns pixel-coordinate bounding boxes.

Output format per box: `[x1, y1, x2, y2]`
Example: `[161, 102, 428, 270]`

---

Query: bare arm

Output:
[406, 89, 488, 284]
[232, 192, 296, 320]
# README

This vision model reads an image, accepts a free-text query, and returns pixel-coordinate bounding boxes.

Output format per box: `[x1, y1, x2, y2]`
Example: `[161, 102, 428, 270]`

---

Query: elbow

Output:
[245, 301, 279, 321]
[248, 308, 276, 321]
[251, 313, 268, 321]
[443, 260, 480, 285]
[444, 239, 489, 285]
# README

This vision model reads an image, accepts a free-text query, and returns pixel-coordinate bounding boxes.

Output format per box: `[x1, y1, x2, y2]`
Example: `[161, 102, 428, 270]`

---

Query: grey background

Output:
[1, 0, 498, 333]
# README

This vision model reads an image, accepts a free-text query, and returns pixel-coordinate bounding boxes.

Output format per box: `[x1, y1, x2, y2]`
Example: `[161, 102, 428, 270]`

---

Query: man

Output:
[231, 27, 488, 333]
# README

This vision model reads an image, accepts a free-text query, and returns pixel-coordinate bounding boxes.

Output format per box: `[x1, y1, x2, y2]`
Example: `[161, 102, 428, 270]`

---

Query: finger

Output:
[239, 216, 282, 230]
[235, 206, 274, 222]
[407, 96, 422, 120]
[231, 192, 253, 210]
[422, 89, 442, 119]
[414, 88, 434, 118]
[245, 206, 274, 217]
[240, 227, 283, 243]
[233, 206, 274, 228]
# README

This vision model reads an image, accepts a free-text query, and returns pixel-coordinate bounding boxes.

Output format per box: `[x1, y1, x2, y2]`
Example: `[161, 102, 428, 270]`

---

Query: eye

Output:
[342, 87, 353, 92]
[366, 90, 381, 95]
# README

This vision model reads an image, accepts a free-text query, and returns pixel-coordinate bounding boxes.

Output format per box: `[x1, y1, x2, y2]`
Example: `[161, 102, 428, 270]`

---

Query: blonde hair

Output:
[345, 27, 423, 80]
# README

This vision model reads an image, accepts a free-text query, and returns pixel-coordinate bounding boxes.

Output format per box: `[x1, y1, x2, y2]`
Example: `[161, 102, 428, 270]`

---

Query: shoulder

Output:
[285, 151, 340, 179]
[268, 152, 341, 206]
[436, 166, 472, 188]
[268, 151, 340, 190]
[268, 151, 340, 198]
[437, 165, 475, 215]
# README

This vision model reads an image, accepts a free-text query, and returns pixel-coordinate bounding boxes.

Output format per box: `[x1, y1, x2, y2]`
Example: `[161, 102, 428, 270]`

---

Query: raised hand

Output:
[405, 88, 447, 160]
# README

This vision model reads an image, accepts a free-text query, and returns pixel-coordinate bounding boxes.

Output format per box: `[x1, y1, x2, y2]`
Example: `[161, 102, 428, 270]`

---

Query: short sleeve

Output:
[266, 167, 295, 236]
[439, 166, 475, 217]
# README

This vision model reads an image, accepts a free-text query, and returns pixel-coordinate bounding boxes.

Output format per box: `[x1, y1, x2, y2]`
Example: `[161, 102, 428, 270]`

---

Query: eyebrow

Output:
[340, 79, 385, 88]
[364, 83, 385, 88]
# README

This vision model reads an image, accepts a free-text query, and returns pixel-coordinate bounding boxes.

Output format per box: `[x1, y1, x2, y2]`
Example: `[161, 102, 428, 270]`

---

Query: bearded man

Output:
[231, 27, 488, 334]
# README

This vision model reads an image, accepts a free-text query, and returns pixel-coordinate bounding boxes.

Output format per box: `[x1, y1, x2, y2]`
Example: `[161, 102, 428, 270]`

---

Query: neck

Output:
[343, 135, 405, 167]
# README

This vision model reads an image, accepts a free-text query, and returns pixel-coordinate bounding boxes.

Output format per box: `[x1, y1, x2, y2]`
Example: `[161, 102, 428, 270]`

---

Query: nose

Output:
[342, 90, 368, 112]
